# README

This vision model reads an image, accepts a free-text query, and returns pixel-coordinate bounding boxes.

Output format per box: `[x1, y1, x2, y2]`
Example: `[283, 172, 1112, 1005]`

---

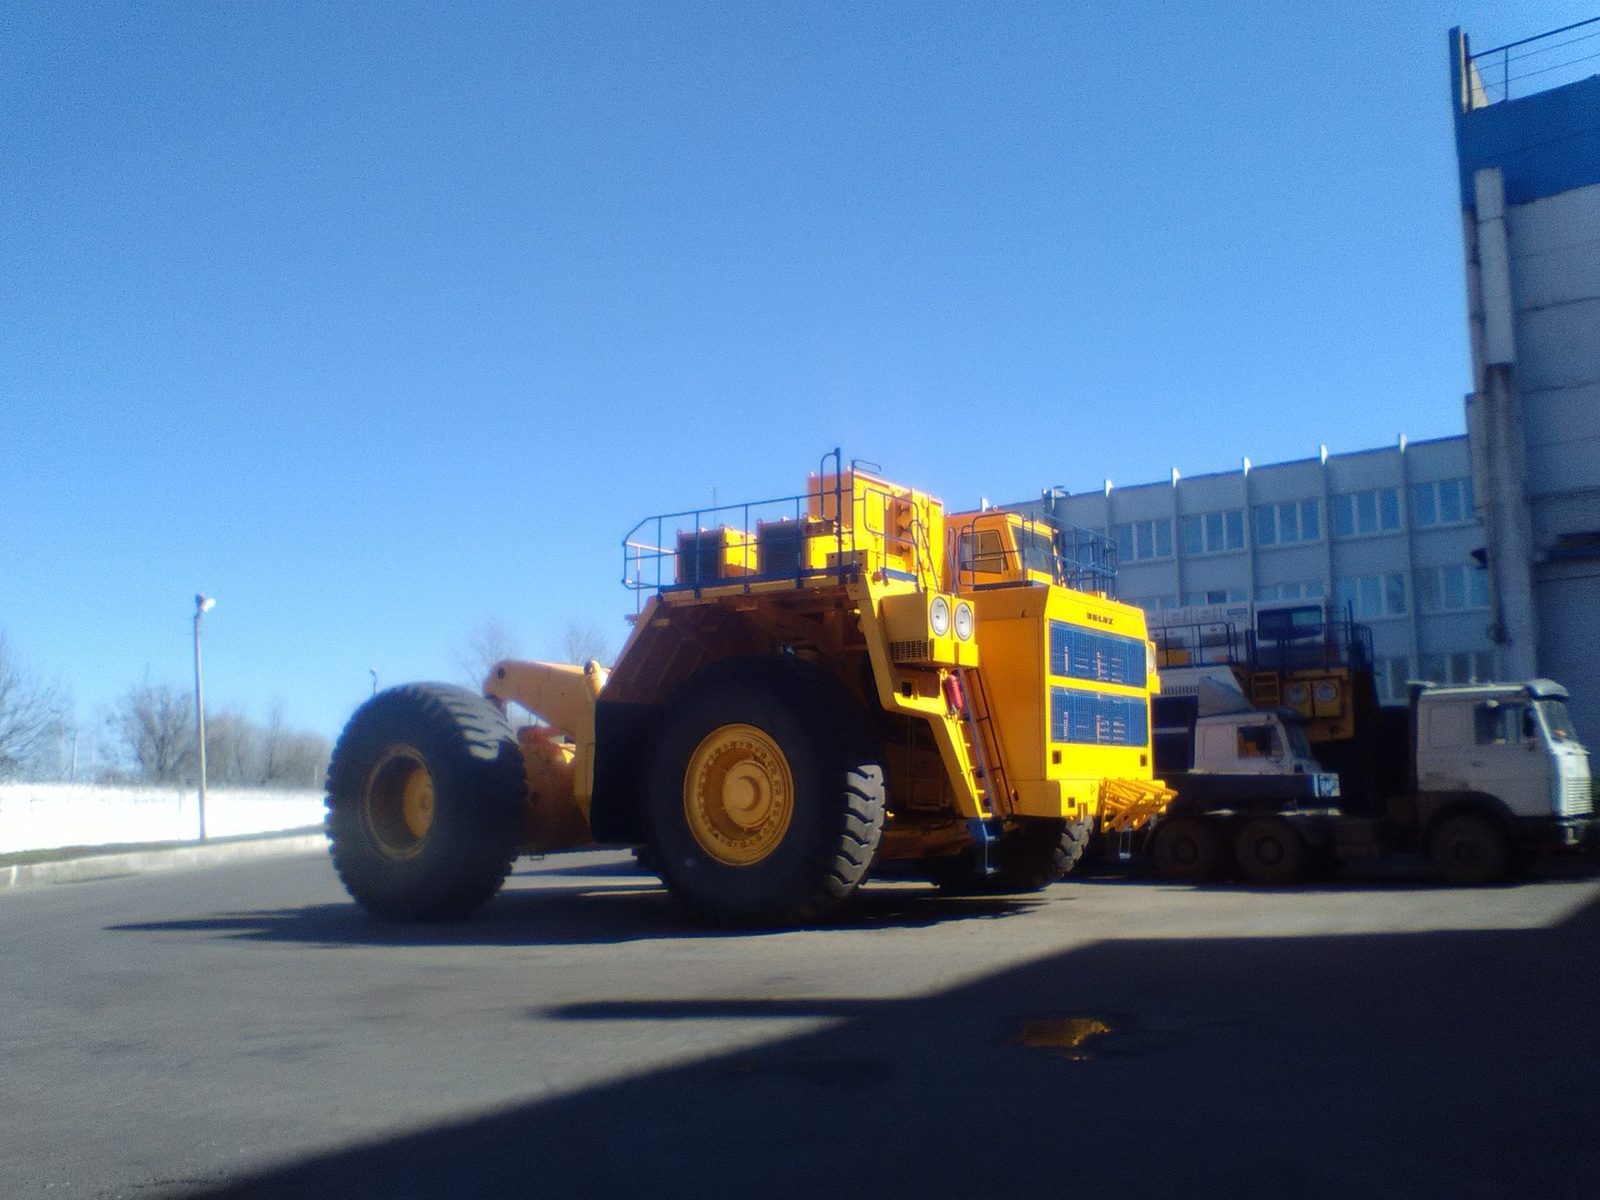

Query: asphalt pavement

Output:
[4, 848, 1599, 1198]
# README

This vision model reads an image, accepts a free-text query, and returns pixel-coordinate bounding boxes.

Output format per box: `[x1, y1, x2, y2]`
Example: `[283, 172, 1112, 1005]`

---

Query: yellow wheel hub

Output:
[683, 724, 794, 866]
[365, 747, 435, 859]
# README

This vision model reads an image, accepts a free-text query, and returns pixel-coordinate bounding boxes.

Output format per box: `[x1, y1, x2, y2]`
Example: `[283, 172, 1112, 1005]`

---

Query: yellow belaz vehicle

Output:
[325, 453, 1173, 926]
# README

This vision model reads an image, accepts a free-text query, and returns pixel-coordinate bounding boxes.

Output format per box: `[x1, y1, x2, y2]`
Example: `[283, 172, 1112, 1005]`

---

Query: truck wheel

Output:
[926, 817, 1093, 894]
[325, 684, 527, 921]
[1429, 813, 1510, 886]
[1151, 816, 1225, 883]
[1234, 817, 1307, 885]
[646, 660, 886, 928]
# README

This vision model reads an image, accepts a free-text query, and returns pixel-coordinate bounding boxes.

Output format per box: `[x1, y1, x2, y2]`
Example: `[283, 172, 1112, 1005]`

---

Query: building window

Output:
[1255, 579, 1326, 603]
[1415, 564, 1491, 613]
[1112, 518, 1173, 561]
[1418, 651, 1497, 685]
[1253, 499, 1321, 546]
[1374, 656, 1411, 704]
[1184, 588, 1247, 606]
[1332, 488, 1401, 537]
[1181, 509, 1245, 555]
[1412, 477, 1476, 527]
[1334, 572, 1407, 619]
[1130, 595, 1180, 615]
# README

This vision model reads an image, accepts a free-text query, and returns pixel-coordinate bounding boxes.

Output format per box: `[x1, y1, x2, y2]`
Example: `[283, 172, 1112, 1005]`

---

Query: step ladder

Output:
[956, 667, 1012, 817]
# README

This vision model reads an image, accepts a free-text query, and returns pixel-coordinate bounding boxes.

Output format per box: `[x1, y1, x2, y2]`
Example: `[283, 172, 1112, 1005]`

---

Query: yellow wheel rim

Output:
[683, 724, 794, 866]
[364, 746, 435, 859]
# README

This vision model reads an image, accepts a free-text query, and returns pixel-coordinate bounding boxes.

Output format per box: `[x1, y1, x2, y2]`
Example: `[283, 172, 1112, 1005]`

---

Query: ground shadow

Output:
[182, 890, 1600, 1199]
[107, 876, 1039, 948]
[1074, 851, 1600, 894]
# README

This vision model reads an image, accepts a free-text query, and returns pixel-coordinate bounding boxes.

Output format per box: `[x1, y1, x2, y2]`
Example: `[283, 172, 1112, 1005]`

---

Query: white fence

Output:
[0, 784, 326, 856]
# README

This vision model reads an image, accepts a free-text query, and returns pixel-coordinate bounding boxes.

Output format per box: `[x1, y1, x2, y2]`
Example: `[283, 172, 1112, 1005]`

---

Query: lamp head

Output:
[196, 594, 216, 614]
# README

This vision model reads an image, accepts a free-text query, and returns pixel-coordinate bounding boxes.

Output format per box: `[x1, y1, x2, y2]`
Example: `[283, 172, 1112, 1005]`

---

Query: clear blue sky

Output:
[2, 1, 1588, 740]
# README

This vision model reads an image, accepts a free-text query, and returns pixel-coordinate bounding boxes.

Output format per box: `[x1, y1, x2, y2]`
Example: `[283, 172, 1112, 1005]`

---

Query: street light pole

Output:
[193, 594, 216, 841]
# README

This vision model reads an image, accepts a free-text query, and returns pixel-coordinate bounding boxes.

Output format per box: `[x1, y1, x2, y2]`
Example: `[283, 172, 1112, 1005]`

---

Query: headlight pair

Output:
[930, 595, 975, 641]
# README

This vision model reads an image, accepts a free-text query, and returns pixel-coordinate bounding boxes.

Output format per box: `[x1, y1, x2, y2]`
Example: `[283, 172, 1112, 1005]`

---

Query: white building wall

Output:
[1017, 436, 1497, 704]
[1504, 182, 1600, 744]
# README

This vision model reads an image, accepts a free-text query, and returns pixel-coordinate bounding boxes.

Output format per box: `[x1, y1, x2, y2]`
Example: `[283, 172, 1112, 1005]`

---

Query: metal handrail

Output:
[1467, 16, 1600, 106]
[621, 449, 948, 606]
[951, 513, 1117, 595]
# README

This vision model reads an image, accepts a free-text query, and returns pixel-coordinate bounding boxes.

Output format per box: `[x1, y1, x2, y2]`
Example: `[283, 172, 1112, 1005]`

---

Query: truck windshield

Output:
[1282, 721, 1313, 760]
[1536, 700, 1581, 746]
[1016, 526, 1057, 576]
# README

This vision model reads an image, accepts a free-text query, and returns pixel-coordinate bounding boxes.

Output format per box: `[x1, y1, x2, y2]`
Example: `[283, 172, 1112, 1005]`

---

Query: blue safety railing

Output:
[1466, 16, 1600, 108]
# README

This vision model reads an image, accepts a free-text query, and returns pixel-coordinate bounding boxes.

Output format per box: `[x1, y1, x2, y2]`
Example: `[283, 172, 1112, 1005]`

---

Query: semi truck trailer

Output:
[1145, 604, 1594, 884]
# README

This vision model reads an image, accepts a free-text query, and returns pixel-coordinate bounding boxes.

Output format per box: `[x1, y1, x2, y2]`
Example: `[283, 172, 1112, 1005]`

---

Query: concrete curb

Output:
[0, 831, 330, 892]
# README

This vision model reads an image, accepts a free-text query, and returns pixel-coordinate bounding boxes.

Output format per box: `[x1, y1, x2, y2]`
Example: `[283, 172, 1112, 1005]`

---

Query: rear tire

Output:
[326, 684, 527, 921]
[645, 658, 886, 928]
[1151, 815, 1226, 883]
[926, 817, 1093, 894]
[1234, 817, 1307, 885]
[1429, 812, 1511, 886]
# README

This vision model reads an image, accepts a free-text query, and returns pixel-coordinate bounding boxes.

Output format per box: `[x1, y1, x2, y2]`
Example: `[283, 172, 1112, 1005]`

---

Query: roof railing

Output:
[1466, 15, 1600, 108]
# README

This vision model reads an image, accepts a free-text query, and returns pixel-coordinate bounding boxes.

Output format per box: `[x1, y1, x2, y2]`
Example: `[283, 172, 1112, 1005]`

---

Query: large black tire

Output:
[1151, 815, 1227, 883]
[645, 657, 886, 928]
[326, 684, 527, 921]
[925, 817, 1093, 894]
[1234, 817, 1307, 885]
[1429, 812, 1511, 886]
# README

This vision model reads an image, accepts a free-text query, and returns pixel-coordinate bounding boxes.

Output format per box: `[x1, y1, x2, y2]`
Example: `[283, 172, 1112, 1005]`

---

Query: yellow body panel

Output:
[967, 583, 1161, 823]
[485, 658, 608, 807]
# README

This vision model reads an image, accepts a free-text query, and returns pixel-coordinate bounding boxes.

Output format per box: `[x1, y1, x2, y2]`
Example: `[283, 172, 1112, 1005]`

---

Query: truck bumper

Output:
[1515, 815, 1599, 849]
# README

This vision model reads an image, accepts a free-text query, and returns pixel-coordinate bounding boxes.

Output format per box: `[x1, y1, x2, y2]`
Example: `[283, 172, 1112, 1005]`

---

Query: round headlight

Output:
[1285, 683, 1311, 706]
[1314, 681, 1340, 705]
[954, 601, 975, 641]
[929, 595, 952, 637]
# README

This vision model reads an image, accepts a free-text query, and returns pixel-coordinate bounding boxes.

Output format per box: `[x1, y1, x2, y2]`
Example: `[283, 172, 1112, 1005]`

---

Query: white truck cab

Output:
[1413, 678, 1593, 844]
[1193, 710, 1326, 779]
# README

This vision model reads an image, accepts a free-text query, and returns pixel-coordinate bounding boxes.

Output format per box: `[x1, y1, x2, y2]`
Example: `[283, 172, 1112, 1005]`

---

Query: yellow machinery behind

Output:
[325, 453, 1173, 926]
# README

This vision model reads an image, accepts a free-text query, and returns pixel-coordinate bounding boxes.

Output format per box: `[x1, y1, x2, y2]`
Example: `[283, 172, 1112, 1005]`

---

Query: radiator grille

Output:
[1560, 774, 1594, 816]
[888, 640, 931, 664]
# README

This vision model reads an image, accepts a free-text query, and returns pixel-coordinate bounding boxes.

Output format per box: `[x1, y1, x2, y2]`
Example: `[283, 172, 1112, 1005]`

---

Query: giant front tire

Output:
[326, 684, 527, 921]
[645, 659, 886, 928]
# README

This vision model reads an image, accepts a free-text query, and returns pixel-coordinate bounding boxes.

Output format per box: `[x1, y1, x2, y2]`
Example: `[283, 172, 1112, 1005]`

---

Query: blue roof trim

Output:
[1451, 29, 1600, 209]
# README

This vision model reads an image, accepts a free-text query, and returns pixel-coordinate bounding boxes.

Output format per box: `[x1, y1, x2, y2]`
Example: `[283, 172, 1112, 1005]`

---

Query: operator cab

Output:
[951, 509, 1116, 596]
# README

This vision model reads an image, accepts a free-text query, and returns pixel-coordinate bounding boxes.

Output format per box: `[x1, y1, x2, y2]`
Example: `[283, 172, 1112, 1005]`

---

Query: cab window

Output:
[1474, 702, 1528, 745]
[959, 530, 1007, 575]
[1017, 526, 1056, 576]
[1237, 725, 1282, 759]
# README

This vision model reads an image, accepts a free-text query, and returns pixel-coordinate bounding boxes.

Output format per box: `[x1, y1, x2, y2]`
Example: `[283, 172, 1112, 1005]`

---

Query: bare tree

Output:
[555, 619, 614, 667]
[107, 681, 195, 784]
[266, 728, 331, 788]
[105, 684, 331, 788]
[0, 631, 72, 780]
[453, 616, 521, 688]
[254, 703, 330, 787]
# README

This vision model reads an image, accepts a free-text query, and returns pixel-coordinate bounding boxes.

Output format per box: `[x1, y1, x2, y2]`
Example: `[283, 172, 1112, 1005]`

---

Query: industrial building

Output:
[1009, 436, 1496, 708]
[1452, 19, 1600, 747]
[1008, 17, 1600, 748]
